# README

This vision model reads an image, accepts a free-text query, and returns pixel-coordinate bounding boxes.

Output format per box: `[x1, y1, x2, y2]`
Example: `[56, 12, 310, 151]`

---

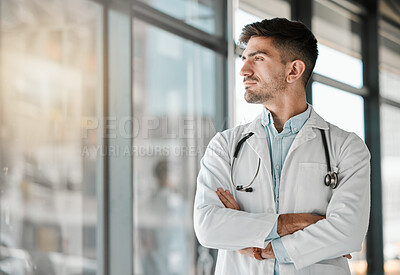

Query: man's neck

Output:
[264, 100, 308, 133]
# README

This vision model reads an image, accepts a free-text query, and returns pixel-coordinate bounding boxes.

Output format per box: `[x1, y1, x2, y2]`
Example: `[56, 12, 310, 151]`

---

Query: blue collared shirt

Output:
[262, 105, 311, 274]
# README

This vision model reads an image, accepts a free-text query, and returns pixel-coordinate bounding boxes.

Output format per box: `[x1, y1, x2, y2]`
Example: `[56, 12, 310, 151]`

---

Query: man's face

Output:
[240, 36, 287, 104]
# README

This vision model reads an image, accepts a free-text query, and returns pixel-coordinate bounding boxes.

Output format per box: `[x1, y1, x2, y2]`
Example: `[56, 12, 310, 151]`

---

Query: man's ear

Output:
[286, 60, 306, 83]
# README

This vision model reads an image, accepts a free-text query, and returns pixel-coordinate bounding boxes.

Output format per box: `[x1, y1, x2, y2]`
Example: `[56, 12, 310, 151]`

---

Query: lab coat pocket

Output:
[294, 162, 332, 214]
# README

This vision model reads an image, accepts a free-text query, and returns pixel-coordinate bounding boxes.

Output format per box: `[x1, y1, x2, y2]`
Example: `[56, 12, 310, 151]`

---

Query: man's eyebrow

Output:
[241, 50, 270, 60]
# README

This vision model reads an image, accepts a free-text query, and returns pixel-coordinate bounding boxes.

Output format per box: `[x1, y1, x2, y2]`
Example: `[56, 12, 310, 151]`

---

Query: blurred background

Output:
[0, 0, 399, 274]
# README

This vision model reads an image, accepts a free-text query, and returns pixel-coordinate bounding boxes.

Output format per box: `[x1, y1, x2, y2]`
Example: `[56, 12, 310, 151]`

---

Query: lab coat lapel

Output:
[286, 107, 329, 159]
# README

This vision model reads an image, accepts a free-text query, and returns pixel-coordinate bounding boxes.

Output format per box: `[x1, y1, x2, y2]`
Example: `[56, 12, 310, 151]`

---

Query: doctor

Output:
[193, 18, 370, 275]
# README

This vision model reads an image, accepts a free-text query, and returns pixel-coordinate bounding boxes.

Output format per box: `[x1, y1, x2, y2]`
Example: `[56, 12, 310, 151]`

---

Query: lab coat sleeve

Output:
[281, 133, 371, 269]
[193, 132, 279, 250]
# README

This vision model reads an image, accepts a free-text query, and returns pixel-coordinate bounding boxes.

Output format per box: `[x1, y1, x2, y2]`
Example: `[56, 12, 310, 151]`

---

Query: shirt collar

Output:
[261, 104, 311, 134]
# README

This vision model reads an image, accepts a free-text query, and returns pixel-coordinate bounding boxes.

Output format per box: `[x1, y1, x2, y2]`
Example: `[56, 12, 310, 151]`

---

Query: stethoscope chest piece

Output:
[320, 129, 339, 189]
[324, 171, 338, 189]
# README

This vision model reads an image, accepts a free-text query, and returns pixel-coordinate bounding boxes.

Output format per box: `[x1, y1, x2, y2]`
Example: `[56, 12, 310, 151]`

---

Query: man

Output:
[193, 18, 370, 275]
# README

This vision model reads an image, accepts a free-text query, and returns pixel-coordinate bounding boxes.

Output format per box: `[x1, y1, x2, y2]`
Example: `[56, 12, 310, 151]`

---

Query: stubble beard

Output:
[244, 74, 286, 104]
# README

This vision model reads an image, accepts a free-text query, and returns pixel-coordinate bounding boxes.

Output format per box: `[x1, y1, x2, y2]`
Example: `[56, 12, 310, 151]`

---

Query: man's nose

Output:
[240, 61, 253, 76]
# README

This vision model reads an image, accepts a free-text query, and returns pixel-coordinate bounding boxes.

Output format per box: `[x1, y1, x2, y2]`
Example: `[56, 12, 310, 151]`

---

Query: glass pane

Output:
[380, 35, 400, 103]
[312, 82, 365, 140]
[234, 9, 261, 43]
[133, 19, 223, 275]
[138, 0, 223, 36]
[314, 44, 363, 88]
[381, 106, 400, 274]
[313, 0, 363, 88]
[238, 0, 290, 28]
[0, 1, 101, 275]
[380, 69, 400, 103]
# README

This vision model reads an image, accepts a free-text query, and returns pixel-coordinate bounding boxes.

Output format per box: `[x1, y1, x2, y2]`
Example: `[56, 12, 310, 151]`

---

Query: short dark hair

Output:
[239, 17, 318, 87]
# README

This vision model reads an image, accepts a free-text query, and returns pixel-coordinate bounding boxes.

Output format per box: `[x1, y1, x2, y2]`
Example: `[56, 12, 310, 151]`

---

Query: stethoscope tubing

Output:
[230, 129, 339, 192]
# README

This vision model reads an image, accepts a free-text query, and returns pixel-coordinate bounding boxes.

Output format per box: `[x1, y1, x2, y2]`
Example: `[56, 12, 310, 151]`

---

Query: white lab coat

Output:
[193, 107, 370, 275]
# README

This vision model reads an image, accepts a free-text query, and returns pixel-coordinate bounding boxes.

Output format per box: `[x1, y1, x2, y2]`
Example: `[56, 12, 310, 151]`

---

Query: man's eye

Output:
[255, 57, 263, 61]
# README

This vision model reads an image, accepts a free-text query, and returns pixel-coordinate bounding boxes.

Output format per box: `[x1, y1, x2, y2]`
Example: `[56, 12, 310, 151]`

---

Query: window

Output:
[312, 83, 365, 140]
[137, 0, 224, 36]
[314, 44, 363, 89]
[380, 27, 400, 274]
[132, 19, 223, 275]
[0, 1, 101, 274]
[313, 0, 363, 88]
[381, 104, 400, 275]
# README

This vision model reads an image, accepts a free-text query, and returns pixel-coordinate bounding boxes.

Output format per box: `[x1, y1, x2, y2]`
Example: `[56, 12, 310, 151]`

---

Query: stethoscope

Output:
[230, 129, 339, 192]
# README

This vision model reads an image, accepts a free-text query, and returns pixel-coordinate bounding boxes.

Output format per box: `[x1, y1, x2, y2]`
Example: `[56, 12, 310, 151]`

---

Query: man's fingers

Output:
[216, 188, 240, 210]
[217, 189, 235, 209]
[216, 190, 230, 207]
[222, 189, 237, 205]
[237, 247, 253, 257]
[224, 190, 240, 210]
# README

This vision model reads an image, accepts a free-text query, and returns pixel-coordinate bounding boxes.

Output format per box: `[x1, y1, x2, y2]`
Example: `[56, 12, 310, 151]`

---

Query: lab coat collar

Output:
[285, 106, 329, 159]
[242, 104, 328, 137]
[241, 105, 329, 171]
[261, 104, 312, 134]
[304, 104, 329, 130]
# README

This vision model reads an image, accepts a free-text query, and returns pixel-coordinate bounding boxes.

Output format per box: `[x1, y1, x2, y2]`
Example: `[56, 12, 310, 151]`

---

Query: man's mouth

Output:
[243, 77, 258, 85]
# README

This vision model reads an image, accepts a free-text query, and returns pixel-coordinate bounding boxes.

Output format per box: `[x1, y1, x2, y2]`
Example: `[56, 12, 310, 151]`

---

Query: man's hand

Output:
[277, 213, 352, 259]
[236, 247, 253, 257]
[261, 242, 275, 259]
[277, 213, 325, 237]
[216, 188, 240, 210]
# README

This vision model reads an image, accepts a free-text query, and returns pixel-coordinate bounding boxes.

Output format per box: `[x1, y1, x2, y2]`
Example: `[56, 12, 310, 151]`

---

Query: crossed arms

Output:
[216, 188, 351, 260]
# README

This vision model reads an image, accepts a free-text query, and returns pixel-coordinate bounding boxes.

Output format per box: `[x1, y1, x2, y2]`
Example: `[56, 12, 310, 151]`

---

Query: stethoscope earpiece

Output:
[236, 185, 253, 192]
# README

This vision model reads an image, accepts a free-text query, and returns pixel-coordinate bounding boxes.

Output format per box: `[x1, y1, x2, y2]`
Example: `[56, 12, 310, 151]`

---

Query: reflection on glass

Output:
[138, 0, 223, 36]
[0, 1, 100, 274]
[381, 105, 400, 275]
[133, 19, 222, 275]
[314, 44, 363, 89]
[312, 82, 365, 140]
